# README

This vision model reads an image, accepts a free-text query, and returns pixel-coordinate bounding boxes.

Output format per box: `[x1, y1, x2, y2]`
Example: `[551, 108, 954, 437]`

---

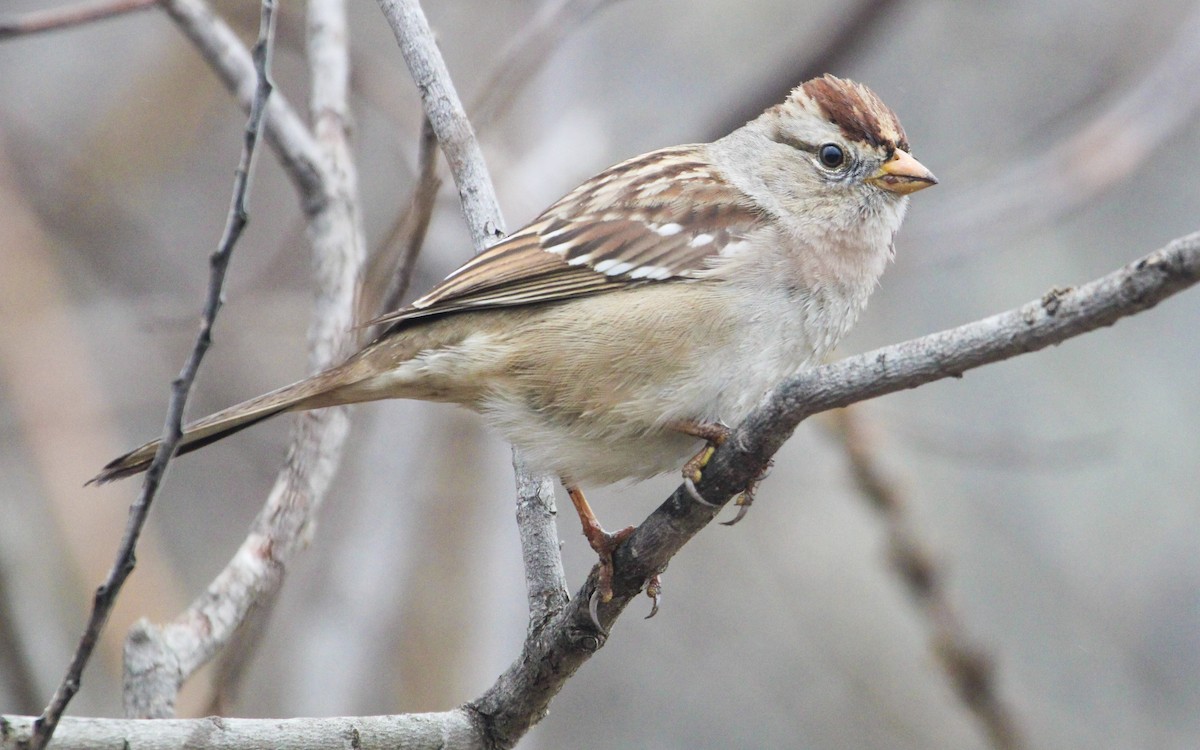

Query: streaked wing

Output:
[368, 145, 767, 328]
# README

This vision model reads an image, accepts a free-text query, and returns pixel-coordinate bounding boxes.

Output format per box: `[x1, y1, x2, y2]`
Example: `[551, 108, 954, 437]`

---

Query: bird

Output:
[94, 74, 936, 608]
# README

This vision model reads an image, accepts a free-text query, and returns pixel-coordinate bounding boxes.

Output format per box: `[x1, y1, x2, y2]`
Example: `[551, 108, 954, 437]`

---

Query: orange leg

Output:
[565, 483, 634, 603]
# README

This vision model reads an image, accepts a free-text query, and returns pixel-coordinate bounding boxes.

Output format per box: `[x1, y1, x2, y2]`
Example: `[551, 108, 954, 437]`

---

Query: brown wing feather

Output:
[367, 145, 767, 329]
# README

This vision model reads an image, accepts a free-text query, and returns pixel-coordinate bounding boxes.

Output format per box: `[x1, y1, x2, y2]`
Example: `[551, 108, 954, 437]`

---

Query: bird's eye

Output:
[818, 143, 846, 169]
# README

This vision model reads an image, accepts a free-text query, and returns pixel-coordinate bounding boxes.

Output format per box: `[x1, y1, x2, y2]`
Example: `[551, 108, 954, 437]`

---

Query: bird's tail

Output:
[90, 367, 359, 485]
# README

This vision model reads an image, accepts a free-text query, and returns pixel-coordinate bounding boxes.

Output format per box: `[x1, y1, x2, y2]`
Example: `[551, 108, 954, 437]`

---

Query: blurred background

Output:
[2, 1, 1200, 748]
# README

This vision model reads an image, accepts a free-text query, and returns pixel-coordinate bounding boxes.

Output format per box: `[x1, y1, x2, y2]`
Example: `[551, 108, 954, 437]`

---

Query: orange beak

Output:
[867, 149, 938, 195]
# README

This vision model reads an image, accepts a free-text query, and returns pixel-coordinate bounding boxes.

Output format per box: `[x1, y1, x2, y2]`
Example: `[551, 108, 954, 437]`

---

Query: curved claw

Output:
[684, 476, 719, 508]
[720, 498, 752, 526]
[588, 589, 603, 631]
[644, 575, 663, 619]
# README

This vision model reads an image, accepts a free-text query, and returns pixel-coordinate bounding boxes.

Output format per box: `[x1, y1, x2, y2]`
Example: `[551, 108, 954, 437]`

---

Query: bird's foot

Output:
[721, 458, 773, 526]
[674, 420, 732, 507]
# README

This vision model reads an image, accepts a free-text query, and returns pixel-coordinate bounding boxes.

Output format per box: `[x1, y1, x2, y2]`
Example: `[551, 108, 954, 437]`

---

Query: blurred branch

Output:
[160, 0, 328, 213]
[829, 408, 1025, 750]
[914, 4, 1200, 250]
[30, 1, 277, 742]
[122, 0, 369, 717]
[707, 0, 901, 138]
[0, 0, 156, 40]
[470, 0, 624, 125]
[375, 0, 505, 252]
[361, 115, 441, 326]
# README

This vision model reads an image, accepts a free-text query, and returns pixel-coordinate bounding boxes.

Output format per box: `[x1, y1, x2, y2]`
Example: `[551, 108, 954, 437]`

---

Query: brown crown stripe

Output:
[800, 75, 907, 152]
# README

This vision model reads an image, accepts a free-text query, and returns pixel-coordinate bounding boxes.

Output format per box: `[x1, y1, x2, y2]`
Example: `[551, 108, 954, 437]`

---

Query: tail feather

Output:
[90, 373, 347, 485]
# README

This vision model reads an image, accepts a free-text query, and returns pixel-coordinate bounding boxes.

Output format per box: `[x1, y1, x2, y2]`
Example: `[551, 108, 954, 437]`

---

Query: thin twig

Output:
[912, 4, 1200, 252]
[362, 115, 441, 327]
[28, 1, 276, 743]
[374, 0, 567, 635]
[829, 408, 1025, 750]
[0, 0, 157, 40]
[375, 0, 505, 252]
[121, 0, 368, 716]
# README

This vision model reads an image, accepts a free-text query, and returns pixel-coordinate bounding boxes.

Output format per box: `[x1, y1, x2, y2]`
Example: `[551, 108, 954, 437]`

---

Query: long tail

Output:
[90, 368, 360, 485]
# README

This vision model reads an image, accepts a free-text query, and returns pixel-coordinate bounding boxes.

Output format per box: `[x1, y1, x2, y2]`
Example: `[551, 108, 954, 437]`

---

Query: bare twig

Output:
[160, 0, 327, 213]
[0, 0, 157, 40]
[122, 0, 368, 717]
[374, 0, 567, 634]
[375, 0, 505, 252]
[913, 5, 1200, 251]
[362, 115, 441, 326]
[29, 1, 277, 743]
[829, 408, 1025, 750]
[469, 0, 623, 126]
[4, 229, 1198, 750]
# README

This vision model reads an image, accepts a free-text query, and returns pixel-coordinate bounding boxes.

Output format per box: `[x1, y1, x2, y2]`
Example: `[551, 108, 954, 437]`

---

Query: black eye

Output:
[818, 143, 845, 169]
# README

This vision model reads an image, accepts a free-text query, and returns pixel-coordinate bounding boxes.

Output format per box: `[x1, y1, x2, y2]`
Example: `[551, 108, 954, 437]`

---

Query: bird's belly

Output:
[474, 283, 824, 486]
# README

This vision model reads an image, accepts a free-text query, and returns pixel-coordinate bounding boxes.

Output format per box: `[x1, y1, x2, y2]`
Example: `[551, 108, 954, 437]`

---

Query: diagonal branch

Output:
[597, 230, 1200, 624]
[28, 1, 279, 743]
[121, 0, 368, 718]
[0, 0, 157, 40]
[830, 408, 1025, 750]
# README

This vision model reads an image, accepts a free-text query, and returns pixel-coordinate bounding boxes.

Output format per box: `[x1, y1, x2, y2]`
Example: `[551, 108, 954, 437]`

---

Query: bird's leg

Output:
[671, 420, 732, 507]
[565, 482, 634, 604]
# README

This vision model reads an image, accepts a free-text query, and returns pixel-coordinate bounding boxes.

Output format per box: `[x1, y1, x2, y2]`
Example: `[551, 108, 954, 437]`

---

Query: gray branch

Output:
[375, 0, 506, 252]
[373, 0, 567, 635]
[160, 0, 328, 213]
[121, 0, 367, 718]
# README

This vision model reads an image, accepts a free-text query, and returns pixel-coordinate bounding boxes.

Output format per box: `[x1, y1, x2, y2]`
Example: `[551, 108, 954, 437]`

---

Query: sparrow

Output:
[94, 74, 936, 608]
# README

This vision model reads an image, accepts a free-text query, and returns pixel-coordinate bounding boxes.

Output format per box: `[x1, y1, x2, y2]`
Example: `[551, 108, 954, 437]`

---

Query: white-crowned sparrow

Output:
[95, 74, 935, 603]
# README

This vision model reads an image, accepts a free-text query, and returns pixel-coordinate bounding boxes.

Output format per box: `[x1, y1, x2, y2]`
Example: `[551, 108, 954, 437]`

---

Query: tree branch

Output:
[0, 0, 157, 40]
[121, 0, 368, 718]
[373, 0, 567, 638]
[599, 230, 1200, 622]
[375, 0, 505, 253]
[27, 1, 279, 742]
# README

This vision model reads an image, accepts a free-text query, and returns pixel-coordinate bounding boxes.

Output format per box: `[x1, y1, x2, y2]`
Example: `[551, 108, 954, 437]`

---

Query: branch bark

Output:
[373, 0, 567, 639]
[27, 3, 279, 743]
[121, 0, 367, 718]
